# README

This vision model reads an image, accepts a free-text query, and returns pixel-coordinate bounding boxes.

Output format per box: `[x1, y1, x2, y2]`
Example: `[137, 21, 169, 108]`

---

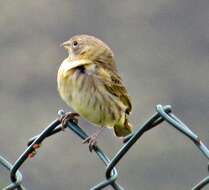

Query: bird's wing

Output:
[97, 67, 132, 114]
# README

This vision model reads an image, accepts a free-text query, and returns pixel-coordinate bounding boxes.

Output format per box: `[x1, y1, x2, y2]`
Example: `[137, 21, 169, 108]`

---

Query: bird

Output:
[57, 34, 133, 151]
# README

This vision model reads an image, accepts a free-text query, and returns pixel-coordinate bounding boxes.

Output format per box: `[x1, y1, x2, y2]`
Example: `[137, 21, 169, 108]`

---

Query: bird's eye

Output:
[72, 41, 78, 48]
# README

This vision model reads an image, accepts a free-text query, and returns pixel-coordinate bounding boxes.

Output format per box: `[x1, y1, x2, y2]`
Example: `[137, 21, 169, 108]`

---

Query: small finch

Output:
[57, 34, 133, 151]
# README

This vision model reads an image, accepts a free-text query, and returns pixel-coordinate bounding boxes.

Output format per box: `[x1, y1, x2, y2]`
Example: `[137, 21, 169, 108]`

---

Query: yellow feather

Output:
[58, 34, 133, 137]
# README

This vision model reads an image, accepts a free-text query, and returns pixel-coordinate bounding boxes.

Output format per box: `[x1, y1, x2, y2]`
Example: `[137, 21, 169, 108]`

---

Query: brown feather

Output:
[58, 34, 133, 138]
[95, 62, 132, 114]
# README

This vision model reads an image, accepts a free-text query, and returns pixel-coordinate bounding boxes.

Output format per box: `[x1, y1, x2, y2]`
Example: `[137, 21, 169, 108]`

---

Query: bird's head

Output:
[61, 34, 114, 63]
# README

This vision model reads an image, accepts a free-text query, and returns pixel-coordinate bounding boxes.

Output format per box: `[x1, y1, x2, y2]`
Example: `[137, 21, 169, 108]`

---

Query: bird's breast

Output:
[57, 64, 122, 127]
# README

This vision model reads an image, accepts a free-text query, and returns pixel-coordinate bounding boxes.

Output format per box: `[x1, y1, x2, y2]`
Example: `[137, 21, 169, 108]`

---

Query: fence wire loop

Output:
[0, 104, 209, 190]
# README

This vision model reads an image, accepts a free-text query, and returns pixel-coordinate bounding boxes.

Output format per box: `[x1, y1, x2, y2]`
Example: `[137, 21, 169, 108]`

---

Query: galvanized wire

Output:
[0, 155, 25, 190]
[0, 104, 209, 190]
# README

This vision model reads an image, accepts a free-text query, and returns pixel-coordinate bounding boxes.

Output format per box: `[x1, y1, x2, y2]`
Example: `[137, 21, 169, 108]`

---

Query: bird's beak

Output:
[60, 41, 70, 49]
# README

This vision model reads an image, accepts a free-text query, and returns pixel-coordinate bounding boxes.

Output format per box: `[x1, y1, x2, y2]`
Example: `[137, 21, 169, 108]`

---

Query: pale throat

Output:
[61, 56, 95, 77]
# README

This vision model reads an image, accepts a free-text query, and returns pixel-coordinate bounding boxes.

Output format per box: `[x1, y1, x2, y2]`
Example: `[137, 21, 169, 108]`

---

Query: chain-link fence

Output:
[1, 104, 209, 190]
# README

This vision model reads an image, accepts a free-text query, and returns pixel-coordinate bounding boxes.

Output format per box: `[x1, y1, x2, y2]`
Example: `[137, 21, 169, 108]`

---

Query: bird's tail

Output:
[113, 117, 132, 137]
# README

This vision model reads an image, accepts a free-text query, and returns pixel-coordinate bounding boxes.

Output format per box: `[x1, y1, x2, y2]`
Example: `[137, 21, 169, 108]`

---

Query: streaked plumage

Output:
[57, 34, 132, 137]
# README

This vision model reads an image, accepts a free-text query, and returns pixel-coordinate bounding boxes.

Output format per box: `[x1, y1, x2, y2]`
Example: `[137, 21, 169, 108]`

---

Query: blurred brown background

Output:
[0, 0, 209, 189]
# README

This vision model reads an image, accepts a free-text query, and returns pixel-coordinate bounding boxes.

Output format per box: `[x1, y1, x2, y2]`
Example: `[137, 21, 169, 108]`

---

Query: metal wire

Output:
[0, 104, 209, 190]
[0, 156, 25, 190]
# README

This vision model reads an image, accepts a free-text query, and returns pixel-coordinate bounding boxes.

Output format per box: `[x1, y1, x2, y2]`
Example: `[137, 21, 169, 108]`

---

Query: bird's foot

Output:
[83, 134, 98, 152]
[60, 112, 80, 131]
[28, 143, 41, 158]
[83, 127, 104, 152]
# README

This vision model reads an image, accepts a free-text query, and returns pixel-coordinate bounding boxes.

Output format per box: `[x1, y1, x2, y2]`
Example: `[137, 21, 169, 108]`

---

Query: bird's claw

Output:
[60, 112, 80, 131]
[83, 135, 97, 152]
[28, 143, 42, 158]
[28, 151, 37, 158]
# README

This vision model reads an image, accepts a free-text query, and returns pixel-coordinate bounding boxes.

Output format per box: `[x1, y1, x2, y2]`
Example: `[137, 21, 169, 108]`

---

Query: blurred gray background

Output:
[0, 0, 209, 189]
